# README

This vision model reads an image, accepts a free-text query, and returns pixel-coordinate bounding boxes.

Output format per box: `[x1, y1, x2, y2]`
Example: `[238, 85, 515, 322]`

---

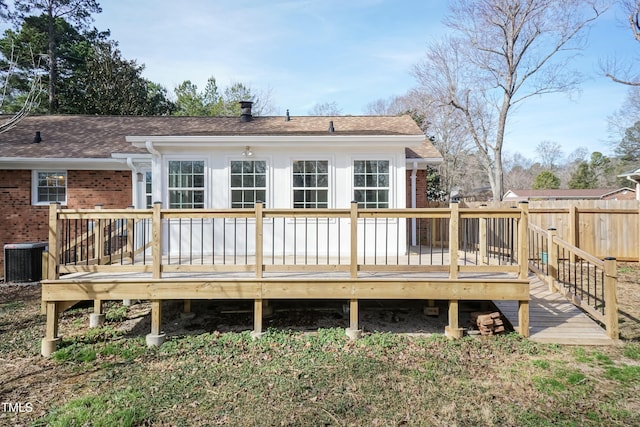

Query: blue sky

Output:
[90, 1, 637, 161]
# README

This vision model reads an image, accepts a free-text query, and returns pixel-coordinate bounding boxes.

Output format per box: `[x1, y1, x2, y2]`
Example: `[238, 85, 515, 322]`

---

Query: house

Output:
[0, 105, 442, 274]
[502, 188, 637, 202]
[618, 167, 640, 200]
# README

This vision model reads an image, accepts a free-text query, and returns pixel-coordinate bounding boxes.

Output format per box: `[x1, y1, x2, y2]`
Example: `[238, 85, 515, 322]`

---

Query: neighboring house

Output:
[502, 188, 637, 202]
[618, 168, 640, 200]
[0, 106, 442, 274]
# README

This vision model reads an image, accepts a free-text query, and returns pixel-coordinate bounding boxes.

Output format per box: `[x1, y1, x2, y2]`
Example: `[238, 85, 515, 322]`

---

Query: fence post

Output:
[449, 201, 459, 280]
[604, 257, 619, 340]
[546, 228, 558, 292]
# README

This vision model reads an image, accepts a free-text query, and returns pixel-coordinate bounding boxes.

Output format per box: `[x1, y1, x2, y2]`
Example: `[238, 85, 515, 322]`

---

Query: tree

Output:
[308, 101, 342, 116]
[616, 121, 640, 162]
[14, 0, 101, 113]
[536, 141, 564, 171]
[533, 170, 561, 189]
[413, 0, 608, 200]
[569, 161, 598, 188]
[60, 41, 174, 115]
[602, 0, 640, 86]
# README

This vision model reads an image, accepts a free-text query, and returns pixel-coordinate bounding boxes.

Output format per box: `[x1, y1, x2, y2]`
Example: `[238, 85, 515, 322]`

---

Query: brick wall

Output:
[406, 169, 429, 208]
[0, 170, 132, 277]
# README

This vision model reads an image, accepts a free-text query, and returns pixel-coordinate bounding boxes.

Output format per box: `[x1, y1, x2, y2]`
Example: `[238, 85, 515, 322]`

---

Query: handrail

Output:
[527, 223, 618, 339]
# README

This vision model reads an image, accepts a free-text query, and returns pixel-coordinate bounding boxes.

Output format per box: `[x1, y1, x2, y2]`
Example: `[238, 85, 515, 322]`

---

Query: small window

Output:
[353, 160, 389, 208]
[292, 160, 329, 208]
[168, 160, 205, 208]
[145, 171, 153, 208]
[230, 160, 266, 208]
[33, 171, 67, 205]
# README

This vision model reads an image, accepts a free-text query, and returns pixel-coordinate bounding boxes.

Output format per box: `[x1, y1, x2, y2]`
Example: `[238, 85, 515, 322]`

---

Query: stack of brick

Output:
[470, 311, 505, 335]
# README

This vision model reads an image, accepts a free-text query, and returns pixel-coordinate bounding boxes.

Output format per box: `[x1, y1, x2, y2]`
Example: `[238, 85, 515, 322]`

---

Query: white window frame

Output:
[166, 159, 206, 209]
[32, 170, 67, 206]
[352, 159, 391, 209]
[229, 159, 268, 208]
[291, 159, 330, 209]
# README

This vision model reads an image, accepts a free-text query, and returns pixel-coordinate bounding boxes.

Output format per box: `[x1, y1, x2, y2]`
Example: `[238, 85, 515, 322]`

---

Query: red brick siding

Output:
[0, 170, 132, 277]
[406, 169, 429, 208]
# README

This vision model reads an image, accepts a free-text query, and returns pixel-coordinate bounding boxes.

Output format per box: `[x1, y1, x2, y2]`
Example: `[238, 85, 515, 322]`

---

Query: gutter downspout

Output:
[126, 157, 141, 208]
[411, 161, 417, 246]
[145, 141, 162, 206]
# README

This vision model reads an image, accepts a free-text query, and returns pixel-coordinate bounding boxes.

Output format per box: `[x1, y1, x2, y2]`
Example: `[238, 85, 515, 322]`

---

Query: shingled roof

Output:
[0, 114, 441, 160]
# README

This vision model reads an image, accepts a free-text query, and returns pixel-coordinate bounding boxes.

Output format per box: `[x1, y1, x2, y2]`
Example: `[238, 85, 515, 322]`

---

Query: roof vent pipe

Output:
[32, 131, 42, 144]
[239, 101, 253, 122]
[285, 109, 290, 121]
[328, 121, 334, 133]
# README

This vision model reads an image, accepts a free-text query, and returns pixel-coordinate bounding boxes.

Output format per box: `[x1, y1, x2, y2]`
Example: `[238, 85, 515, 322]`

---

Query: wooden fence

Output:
[469, 200, 640, 261]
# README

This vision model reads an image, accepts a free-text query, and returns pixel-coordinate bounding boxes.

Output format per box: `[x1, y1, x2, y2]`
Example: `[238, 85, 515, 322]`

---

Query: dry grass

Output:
[1, 268, 639, 426]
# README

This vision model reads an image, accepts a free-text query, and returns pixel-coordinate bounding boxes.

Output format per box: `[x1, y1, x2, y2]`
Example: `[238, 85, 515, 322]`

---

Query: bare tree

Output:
[536, 141, 564, 171]
[414, 0, 609, 200]
[308, 101, 342, 116]
[602, 0, 640, 86]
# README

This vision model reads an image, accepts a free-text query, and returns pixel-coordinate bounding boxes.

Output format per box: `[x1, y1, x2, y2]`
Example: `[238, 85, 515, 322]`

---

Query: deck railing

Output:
[528, 223, 618, 339]
[48, 202, 530, 280]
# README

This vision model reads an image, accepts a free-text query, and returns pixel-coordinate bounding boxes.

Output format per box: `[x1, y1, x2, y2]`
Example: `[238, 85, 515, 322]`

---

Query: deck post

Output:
[445, 299, 463, 338]
[47, 202, 60, 281]
[518, 300, 530, 337]
[479, 204, 488, 264]
[546, 228, 558, 292]
[41, 302, 61, 357]
[146, 300, 165, 347]
[152, 201, 162, 279]
[518, 201, 529, 280]
[604, 257, 619, 340]
[449, 202, 459, 280]
[251, 299, 264, 339]
[346, 298, 361, 340]
[89, 299, 105, 328]
[181, 299, 196, 320]
[350, 201, 358, 279]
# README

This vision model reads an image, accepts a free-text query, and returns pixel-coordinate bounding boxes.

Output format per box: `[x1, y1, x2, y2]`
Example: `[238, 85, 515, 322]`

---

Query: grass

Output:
[1, 287, 640, 426]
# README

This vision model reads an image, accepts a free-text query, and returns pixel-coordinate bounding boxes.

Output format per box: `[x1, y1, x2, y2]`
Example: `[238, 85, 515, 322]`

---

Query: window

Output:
[292, 160, 328, 208]
[34, 171, 67, 204]
[145, 171, 153, 208]
[168, 160, 205, 208]
[230, 160, 266, 208]
[353, 160, 389, 208]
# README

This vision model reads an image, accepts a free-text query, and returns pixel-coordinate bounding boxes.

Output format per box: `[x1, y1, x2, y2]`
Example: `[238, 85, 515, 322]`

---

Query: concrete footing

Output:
[122, 299, 132, 307]
[345, 328, 362, 340]
[41, 337, 61, 357]
[250, 330, 265, 340]
[445, 326, 464, 339]
[89, 313, 106, 328]
[145, 333, 166, 347]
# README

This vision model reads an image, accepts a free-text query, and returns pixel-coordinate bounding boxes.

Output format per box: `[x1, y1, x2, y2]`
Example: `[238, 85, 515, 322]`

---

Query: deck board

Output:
[494, 275, 614, 345]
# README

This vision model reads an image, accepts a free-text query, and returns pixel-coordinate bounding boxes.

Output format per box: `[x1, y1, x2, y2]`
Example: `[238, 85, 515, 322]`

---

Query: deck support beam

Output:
[89, 299, 105, 328]
[146, 299, 165, 347]
[345, 298, 361, 339]
[518, 300, 529, 337]
[251, 299, 265, 339]
[445, 299, 463, 338]
[41, 302, 61, 357]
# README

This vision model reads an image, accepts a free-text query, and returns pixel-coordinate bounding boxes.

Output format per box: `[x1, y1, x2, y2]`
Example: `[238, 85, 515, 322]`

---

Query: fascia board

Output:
[0, 157, 128, 170]
[127, 135, 426, 149]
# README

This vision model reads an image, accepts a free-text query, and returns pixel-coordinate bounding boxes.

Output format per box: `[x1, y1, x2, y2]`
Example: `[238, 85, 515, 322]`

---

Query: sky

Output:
[87, 1, 637, 161]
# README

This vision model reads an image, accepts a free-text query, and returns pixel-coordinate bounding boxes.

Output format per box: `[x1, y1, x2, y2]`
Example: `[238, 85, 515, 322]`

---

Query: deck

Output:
[494, 275, 614, 345]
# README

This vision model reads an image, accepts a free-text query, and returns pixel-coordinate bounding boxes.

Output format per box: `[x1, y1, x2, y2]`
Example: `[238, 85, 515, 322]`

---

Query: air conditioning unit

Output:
[4, 242, 48, 283]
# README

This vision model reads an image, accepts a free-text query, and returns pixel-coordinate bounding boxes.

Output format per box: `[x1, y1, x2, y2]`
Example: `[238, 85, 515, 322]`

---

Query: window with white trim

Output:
[230, 160, 266, 208]
[168, 160, 205, 208]
[145, 171, 153, 208]
[292, 160, 328, 208]
[353, 160, 389, 208]
[33, 171, 67, 205]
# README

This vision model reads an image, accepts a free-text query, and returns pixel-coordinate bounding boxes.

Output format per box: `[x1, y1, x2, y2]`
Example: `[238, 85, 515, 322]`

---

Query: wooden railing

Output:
[528, 223, 619, 339]
[48, 202, 531, 281]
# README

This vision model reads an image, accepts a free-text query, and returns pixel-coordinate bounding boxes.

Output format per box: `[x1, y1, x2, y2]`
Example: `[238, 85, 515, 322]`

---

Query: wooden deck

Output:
[494, 275, 614, 345]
